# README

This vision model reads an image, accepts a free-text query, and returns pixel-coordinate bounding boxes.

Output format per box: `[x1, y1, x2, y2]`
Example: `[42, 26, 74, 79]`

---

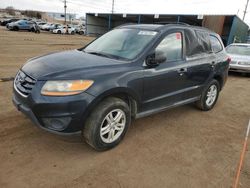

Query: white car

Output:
[52, 26, 75, 34]
[36, 22, 47, 29]
[226, 43, 250, 73]
[41, 23, 53, 30]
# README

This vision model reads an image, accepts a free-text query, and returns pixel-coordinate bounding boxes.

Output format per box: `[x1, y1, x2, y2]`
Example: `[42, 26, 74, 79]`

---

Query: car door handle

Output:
[177, 68, 187, 76]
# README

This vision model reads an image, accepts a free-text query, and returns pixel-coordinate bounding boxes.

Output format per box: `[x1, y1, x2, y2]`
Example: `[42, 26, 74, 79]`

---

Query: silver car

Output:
[226, 43, 250, 73]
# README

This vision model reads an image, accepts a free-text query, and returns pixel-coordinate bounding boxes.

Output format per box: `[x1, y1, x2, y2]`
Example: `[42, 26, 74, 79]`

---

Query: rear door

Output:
[180, 29, 215, 100]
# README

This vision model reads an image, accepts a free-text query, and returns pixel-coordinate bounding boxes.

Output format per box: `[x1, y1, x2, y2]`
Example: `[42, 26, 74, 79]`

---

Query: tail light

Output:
[227, 57, 231, 63]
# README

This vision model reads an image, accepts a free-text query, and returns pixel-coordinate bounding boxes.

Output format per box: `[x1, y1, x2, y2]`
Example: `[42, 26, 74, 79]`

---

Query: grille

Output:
[14, 71, 36, 97]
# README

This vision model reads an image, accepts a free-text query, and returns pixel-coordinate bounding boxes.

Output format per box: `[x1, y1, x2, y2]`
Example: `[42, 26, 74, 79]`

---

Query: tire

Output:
[79, 31, 84, 35]
[71, 31, 75, 35]
[13, 26, 19, 31]
[57, 30, 61, 34]
[83, 97, 131, 151]
[196, 79, 220, 111]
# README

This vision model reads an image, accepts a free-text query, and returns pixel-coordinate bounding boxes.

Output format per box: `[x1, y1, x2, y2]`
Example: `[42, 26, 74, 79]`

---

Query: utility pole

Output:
[111, 0, 114, 14]
[64, 0, 67, 24]
[243, 0, 249, 21]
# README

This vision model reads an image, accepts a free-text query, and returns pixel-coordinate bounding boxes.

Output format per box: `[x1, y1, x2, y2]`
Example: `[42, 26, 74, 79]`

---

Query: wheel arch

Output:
[213, 74, 223, 90]
[81, 88, 140, 127]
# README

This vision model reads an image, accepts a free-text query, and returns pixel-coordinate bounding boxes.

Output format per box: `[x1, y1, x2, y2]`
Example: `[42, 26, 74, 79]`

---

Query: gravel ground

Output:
[0, 26, 249, 188]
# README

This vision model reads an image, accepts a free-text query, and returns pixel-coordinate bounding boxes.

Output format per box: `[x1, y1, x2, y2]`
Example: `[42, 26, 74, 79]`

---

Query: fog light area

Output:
[42, 117, 71, 131]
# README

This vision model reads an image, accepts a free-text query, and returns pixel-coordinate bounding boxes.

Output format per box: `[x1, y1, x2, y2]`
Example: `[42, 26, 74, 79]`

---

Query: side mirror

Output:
[145, 50, 166, 67]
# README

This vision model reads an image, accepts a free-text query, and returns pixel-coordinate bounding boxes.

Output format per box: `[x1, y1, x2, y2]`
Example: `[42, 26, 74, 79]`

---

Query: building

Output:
[45, 12, 76, 22]
[85, 13, 249, 45]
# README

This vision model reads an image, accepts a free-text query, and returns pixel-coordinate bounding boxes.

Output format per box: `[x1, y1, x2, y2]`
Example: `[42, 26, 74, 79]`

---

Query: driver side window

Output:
[155, 32, 183, 62]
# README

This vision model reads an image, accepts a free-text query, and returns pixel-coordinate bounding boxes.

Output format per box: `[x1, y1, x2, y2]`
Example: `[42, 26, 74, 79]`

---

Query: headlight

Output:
[41, 80, 94, 96]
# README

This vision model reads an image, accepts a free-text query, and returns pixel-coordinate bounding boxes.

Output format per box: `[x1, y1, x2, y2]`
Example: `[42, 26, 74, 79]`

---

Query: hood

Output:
[22, 50, 126, 80]
[8, 22, 16, 26]
[228, 53, 250, 62]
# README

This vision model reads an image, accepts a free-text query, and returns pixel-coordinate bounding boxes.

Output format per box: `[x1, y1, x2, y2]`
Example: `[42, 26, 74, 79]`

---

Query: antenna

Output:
[111, 0, 114, 14]
[243, 0, 249, 21]
[64, 0, 67, 24]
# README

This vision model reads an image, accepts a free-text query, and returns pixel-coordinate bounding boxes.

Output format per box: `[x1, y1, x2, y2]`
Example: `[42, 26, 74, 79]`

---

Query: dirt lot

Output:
[0, 27, 249, 188]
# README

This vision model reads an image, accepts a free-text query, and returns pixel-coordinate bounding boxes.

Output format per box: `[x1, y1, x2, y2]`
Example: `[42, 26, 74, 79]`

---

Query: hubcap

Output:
[100, 109, 126, 144]
[206, 84, 217, 106]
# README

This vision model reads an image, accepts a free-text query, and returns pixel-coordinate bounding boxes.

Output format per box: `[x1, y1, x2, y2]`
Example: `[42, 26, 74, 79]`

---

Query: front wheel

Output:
[83, 97, 131, 151]
[13, 26, 19, 31]
[196, 79, 220, 111]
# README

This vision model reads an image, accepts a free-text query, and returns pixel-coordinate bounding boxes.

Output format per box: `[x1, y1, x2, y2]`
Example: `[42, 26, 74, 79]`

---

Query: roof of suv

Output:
[118, 23, 214, 34]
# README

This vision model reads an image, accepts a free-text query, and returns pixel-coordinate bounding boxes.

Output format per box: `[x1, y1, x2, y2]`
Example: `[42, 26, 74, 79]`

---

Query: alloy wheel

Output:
[100, 109, 126, 144]
[206, 84, 218, 106]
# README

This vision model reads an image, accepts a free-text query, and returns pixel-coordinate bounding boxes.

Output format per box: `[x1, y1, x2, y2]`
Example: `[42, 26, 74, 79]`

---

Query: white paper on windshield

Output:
[138, 31, 157, 36]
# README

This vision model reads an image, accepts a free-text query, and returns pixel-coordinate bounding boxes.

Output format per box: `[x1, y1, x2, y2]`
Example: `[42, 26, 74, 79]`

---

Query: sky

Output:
[1, 0, 250, 24]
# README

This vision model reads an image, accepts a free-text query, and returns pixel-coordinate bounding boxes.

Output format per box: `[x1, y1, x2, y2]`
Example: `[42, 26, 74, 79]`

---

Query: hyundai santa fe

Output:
[13, 24, 230, 150]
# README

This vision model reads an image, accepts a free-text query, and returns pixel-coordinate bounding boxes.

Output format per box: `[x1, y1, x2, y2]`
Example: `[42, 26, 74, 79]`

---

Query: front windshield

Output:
[226, 45, 250, 56]
[83, 28, 158, 60]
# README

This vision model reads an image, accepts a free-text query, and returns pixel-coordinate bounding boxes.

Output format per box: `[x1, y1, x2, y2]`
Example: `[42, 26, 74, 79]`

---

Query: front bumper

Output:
[229, 64, 250, 73]
[13, 87, 95, 135]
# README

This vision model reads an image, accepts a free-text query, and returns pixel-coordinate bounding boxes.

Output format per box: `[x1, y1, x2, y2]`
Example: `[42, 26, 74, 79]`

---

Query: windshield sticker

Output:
[138, 31, 157, 36]
[176, 33, 181, 40]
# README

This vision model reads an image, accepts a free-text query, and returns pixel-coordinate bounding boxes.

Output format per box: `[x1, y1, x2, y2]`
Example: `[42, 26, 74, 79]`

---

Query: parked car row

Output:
[0, 18, 19, 26]
[1, 18, 86, 35]
[42, 23, 85, 35]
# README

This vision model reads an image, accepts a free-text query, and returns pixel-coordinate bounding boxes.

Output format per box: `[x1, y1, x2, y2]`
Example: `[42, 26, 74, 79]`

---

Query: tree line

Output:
[5, 6, 42, 19]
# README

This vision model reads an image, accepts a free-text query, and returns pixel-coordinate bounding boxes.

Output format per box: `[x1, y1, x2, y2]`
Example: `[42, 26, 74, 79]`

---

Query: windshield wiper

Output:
[84, 51, 127, 60]
[86, 51, 111, 58]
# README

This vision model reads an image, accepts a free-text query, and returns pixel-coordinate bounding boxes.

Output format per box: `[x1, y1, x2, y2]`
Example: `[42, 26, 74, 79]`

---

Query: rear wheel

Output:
[57, 30, 61, 34]
[83, 97, 131, 151]
[196, 79, 220, 111]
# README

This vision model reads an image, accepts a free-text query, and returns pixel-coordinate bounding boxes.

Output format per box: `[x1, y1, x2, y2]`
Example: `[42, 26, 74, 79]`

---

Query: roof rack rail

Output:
[155, 21, 190, 26]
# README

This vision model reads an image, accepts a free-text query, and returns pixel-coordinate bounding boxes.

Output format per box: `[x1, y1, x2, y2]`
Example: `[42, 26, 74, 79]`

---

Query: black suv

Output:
[13, 24, 229, 150]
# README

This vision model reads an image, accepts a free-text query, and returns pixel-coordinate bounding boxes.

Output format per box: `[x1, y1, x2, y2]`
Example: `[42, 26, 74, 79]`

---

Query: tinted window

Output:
[185, 29, 211, 56]
[195, 31, 211, 53]
[155, 32, 183, 62]
[210, 35, 223, 53]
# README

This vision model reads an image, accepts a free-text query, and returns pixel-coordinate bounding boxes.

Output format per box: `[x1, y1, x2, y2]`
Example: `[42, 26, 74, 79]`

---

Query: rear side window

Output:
[195, 30, 211, 53]
[185, 29, 211, 56]
[210, 35, 223, 53]
[155, 32, 183, 62]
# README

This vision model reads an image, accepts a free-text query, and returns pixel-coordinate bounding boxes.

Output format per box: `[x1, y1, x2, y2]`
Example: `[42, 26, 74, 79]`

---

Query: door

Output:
[142, 31, 190, 111]
[24, 21, 31, 30]
[179, 30, 216, 101]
